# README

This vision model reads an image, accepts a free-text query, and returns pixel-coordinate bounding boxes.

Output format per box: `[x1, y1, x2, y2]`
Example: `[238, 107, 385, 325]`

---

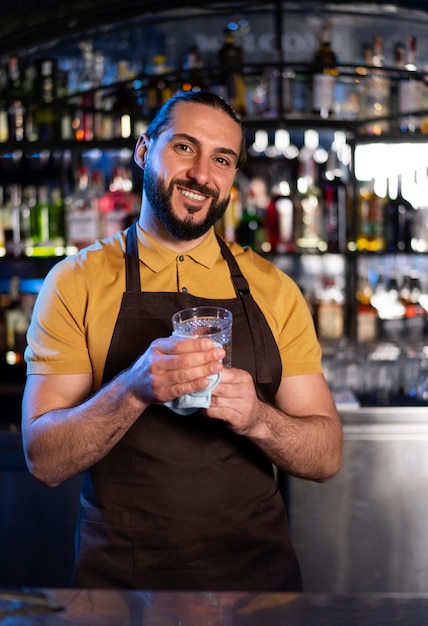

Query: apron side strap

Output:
[216, 235, 274, 384]
[216, 235, 250, 294]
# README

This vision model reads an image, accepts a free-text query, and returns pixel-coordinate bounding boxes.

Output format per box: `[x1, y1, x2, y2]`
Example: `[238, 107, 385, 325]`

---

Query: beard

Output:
[143, 160, 230, 241]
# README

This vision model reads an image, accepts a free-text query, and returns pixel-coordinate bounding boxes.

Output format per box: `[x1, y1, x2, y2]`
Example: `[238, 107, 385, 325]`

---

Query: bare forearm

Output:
[247, 400, 343, 482]
[23, 373, 146, 487]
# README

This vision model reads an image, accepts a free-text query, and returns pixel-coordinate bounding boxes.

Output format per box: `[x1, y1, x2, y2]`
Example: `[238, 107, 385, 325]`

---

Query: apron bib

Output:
[72, 222, 302, 591]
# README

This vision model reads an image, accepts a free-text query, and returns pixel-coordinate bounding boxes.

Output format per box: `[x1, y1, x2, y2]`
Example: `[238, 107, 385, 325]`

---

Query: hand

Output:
[127, 336, 226, 405]
[205, 367, 261, 434]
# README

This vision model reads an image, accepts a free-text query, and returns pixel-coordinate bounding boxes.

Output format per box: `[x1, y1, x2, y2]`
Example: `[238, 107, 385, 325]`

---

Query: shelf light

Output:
[252, 129, 268, 153]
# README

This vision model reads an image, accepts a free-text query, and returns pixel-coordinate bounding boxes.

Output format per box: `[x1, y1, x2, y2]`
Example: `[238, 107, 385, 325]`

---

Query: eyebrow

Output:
[170, 132, 239, 165]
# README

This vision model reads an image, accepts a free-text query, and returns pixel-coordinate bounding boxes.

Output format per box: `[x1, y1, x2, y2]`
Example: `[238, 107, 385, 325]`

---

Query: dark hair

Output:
[146, 91, 247, 169]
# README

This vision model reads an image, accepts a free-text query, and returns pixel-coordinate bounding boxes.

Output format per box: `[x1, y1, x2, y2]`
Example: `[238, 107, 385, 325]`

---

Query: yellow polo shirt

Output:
[25, 225, 322, 391]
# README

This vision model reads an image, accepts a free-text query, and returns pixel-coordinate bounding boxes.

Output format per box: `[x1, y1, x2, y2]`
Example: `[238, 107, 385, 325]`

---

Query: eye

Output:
[175, 143, 193, 154]
[215, 155, 233, 168]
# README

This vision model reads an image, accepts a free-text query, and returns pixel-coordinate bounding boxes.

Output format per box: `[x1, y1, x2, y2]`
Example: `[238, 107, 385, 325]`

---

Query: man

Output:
[22, 91, 342, 591]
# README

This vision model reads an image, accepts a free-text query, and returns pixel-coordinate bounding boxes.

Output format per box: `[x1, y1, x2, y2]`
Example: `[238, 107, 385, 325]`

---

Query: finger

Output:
[158, 336, 226, 363]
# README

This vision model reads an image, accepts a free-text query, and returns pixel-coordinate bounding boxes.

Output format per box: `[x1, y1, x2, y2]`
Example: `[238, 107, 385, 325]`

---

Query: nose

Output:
[186, 153, 211, 185]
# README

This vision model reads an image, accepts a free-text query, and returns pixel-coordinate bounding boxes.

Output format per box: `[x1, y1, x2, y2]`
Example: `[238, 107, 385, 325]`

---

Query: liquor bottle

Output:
[48, 187, 66, 255]
[33, 56, 60, 140]
[364, 37, 390, 135]
[216, 184, 242, 242]
[399, 270, 426, 342]
[29, 185, 64, 257]
[74, 41, 98, 141]
[356, 270, 378, 343]
[181, 45, 205, 93]
[235, 188, 267, 253]
[356, 179, 384, 252]
[145, 55, 174, 118]
[67, 167, 100, 250]
[99, 167, 137, 238]
[0, 289, 7, 363]
[22, 64, 39, 142]
[315, 275, 345, 341]
[111, 60, 140, 139]
[265, 180, 295, 254]
[2, 184, 23, 257]
[321, 146, 349, 252]
[5, 55, 26, 141]
[294, 130, 326, 251]
[383, 174, 415, 252]
[0, 65, 8, 142]
[267, 48, 294, 117]
[0, 186, 5, 254]
[91, 50, 109, 140]
[398, 36, 424, 133]
[19, 185, 36, 253]
[34, 185, 50, 252]
[311, 20, 338, 119]
[218, 28, 247, 116]
[3, 276, 29, 366]
[375, 272, 406, 342]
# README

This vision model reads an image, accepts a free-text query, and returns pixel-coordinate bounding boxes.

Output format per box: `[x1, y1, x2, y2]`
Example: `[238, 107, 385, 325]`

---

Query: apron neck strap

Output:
[125, 221, 142, 292]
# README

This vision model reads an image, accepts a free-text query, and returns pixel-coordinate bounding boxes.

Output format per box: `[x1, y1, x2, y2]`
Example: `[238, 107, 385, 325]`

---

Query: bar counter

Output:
[3, 588, 428, 624]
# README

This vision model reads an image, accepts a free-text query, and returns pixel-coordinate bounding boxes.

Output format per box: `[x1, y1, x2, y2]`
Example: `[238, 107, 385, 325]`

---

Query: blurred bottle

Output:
[145, 55, 174, 118]
[0, 289, 7, 362]
[315, 275, 345, 341]
[216, 184, 242, 242]
[235, 187, 267, 253]
[311, 20, 338, 119]
[19, 185, 36, 252]
[111, 60, 140, 139]
[265, 180, 295, 253]
[0, 65, 8, 141]
[400, 270, 426, 342]
[3, 184, 23, 257]
[67, 167, 100, 250]
[294, 130, 326, 251]
[48, 187, 66, 254]
[33, 56, 60, 141]
[21, 64, 39, 142]
[267, 47, 294, 117]
[73, 41, 98, 141]
[364, 37, 390, 135]
[5, 55, 26, 141]
[0, 186, 5, 254]
[356, 179, 384, 252]
[321, 144, 349, 252]
[99, 168, 137, 238]
[28, 185, 65, 257]
[218, 28, 247, 116]
[397, 36, 424, 133]
[356, 270, 378, 343]
[181, 45, 205, 93]
[3, 276, 29, 366]
[383, 174, 416, 252]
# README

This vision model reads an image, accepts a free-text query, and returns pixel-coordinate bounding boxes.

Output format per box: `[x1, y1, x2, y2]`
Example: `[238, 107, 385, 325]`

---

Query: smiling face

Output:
[136, 100, 243, 246]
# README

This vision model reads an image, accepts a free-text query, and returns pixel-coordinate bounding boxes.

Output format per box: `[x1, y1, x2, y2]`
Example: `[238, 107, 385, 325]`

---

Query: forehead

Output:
[165, 101, 242, 152]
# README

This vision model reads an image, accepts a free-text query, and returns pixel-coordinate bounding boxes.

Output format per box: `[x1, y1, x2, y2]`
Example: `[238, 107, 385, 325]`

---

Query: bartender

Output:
[21, 90, 343, 590]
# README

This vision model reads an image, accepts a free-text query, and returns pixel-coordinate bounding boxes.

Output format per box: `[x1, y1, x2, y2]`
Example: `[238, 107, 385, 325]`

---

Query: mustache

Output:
[172, 179, 217, 198]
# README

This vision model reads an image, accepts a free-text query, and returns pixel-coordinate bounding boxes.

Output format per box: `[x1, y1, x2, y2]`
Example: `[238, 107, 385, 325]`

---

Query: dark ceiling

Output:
[0, 0, 221, 59]
[3, 0, 428, 61]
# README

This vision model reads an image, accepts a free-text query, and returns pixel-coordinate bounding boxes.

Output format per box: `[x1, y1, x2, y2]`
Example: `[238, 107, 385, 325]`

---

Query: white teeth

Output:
[180, 188, 206, 201]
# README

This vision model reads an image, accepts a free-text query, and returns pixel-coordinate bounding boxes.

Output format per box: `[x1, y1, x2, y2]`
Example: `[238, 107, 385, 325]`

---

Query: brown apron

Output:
[72, 221, 302, 591]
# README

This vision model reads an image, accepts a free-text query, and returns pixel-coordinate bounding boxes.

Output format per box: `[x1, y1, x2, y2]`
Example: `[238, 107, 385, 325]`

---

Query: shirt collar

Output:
[136, 224, 221, 272]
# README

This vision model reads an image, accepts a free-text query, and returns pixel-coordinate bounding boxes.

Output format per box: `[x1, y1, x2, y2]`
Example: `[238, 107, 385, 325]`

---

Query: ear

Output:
[134, 133, 150, 170]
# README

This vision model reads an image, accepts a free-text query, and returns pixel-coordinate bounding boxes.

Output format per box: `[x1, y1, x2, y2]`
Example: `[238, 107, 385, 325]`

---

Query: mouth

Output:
[177, 186, 209, 202]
